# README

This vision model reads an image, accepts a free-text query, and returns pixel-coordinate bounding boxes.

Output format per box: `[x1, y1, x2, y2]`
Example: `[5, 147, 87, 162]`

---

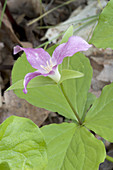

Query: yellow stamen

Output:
[40, 60, 53, 73]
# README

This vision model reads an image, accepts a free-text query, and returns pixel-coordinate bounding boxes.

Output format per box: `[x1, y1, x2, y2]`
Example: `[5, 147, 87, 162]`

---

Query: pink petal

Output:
[14, 45, 51, 72]
[51, 36, 92, 65]
[23, 71, 49, 94]
[14, 45, 23, 54]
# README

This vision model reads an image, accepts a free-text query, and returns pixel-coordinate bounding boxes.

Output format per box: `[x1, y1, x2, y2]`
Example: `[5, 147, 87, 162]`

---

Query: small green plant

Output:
[1, 0, 113, 169]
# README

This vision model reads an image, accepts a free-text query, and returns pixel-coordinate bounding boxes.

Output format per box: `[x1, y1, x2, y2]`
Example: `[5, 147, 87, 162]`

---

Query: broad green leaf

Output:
[41, 123, 105, 170]
[60, 25, 73, 44]
[59, 69, 84, 84]
[0, 116, 47, 170]
[14, 85, 76, 120]
[85, 82, 113, 142]
[7, 76, 55, 91]
[46, 44, 58, 56]
[61, 53, 93, 118]
[12, 54, 76, 120]
[90, 0, 113, 49]
[82, 92, 97, 121]
[12, 53, 36, 83]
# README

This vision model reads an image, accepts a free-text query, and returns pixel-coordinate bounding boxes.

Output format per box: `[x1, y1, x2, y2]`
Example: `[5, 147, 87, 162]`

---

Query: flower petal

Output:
[23, 71, 49, 94]
[51, 36, 92, 65]
[48, 66, 61, 83]
[14, 45, 23, 54]
[14, 45, 51, 72]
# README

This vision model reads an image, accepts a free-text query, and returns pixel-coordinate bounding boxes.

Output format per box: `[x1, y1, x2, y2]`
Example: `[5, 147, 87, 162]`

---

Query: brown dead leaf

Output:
[97, 63, 113, 83]
[0, 8, 22, 50]
[0, 7, 33, 92]
[0, 90, 50, 127]
[90, 54, 113, 83]
[0, 7, 33, 50]
[7, 0, 42, 18]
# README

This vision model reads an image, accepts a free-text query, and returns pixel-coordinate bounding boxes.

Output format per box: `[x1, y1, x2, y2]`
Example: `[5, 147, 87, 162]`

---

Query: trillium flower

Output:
[14, 36, 92, 94]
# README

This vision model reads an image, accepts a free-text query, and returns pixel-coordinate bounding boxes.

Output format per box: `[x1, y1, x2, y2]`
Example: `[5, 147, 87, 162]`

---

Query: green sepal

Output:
[58, 69, 84, 84]
[60, 25, 73, 44]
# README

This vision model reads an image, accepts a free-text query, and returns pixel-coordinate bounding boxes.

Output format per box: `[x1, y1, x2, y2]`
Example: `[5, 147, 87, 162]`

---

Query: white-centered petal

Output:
[48, 67, 61, 83]
[40, 59, 53, 73]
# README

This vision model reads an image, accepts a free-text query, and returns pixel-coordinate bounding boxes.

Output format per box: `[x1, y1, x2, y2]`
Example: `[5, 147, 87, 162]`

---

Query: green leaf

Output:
[14, 85, 76, 120]
[59, 69, 84, 84]
[7, 76, 55, 91]
[61, 53, 93, 118]
[90, 0, 113, 49]
[46, 44, 58, 56]
[82, 92, 97, 121]
[41, 123, 105, 170]
[12, 53, 36, 83]
[85, 82, 113, 142]
[60, 25, 73, 44]
[11, 54, 76, 120]
[0, 116, 47, 170]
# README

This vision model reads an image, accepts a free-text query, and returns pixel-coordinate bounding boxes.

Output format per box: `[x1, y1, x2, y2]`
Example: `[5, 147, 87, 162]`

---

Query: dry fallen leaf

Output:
[45, 0, 107, 43]
[0, 90, 50, 126]
[7, 0, 42, 18]
[90, 53, 113, 83]
[97, 63, 113, 83]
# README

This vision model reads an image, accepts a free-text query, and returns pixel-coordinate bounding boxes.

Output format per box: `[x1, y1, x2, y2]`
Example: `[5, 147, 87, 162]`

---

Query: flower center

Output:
[40, 59, 53, 73]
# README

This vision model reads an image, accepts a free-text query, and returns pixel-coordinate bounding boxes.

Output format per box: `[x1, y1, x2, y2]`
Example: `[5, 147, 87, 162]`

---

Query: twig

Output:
[27, 0, 76, 26]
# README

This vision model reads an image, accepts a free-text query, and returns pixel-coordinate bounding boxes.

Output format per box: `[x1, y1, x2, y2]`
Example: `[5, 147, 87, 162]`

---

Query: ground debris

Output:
[0, 90, 50, 127]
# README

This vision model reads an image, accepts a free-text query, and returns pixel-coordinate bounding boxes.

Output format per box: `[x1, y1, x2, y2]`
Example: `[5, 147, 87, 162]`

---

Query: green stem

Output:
[97, 0, 103, 10]
[60, 83, 82, 125]
[106, 155, 113, 163]
[37, 15, 98, 48]
[36, 15, 98, 29]
[0, 0, 7, 28]
[27, 0, 76, 26]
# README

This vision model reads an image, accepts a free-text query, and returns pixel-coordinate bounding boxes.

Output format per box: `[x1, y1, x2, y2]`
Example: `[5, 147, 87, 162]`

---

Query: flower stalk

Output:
[60, 83, 82, 125]
[106, 155, 113, 163]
